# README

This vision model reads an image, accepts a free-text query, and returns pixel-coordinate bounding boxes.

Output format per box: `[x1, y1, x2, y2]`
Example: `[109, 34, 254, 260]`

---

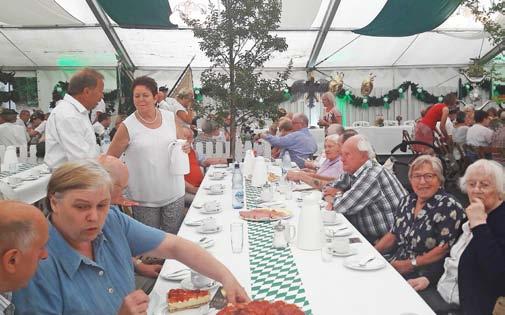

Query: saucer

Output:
[323, 219, 342, 226]
[21, 175, 38, 181]
[7, 182, 22, 188]
[180, 276, 219, 290]
[207, 190, 224, 195]
[213, 164, 228, 169]
[328, 246, 358, 257]
[197, 225, 223, 234]
[209, 176, 225, 181]
[343, 255, 386, 271]
[184, 218, 204, 226]
[325, 227, 353, 237]
[203, 184, 225, 190]
[199, 207, 223, 215]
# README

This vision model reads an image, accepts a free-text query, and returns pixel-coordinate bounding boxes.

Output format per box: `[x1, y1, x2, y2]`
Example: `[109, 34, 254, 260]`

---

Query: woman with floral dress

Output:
[375, 155, 465, 280]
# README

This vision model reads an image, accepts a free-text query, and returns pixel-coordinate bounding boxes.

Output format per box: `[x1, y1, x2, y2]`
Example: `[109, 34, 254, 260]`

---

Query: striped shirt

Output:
[0, 292, 14, 315]
[331, 160, 407, 242]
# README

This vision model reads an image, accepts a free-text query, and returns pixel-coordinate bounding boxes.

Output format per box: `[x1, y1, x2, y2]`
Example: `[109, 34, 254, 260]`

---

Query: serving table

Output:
[149, 165, 435, 315]
[353, 126, 414, 156]
[0, 163, 51, 204]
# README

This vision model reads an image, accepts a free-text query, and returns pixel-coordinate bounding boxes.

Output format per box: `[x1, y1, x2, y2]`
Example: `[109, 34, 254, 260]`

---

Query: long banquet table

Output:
[149, 165, 435, 315]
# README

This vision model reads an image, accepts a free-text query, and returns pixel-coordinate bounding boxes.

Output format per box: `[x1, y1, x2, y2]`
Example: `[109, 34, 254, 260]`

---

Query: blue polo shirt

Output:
[13, 206, 165, 315]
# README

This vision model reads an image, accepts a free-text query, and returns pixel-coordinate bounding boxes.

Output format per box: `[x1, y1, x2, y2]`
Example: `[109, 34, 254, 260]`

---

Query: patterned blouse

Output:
[390, 189, 465, 261]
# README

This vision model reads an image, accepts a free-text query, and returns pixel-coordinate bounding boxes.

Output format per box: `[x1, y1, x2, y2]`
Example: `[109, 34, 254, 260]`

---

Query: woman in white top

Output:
[107, 76, 189, 233]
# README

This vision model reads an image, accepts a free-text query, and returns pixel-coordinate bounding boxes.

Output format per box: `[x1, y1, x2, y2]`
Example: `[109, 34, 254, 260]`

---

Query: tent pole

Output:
[86, 0, 135, 81]
[306, 0, 342, 70]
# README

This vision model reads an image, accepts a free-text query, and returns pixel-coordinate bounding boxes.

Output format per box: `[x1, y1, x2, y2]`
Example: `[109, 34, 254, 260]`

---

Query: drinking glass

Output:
[230, 222, 244, 253]
[321, 232, 333, 263]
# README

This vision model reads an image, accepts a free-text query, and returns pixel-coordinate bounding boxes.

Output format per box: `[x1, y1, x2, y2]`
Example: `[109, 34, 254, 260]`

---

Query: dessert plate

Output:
[180, 277, 219, 290]
[328, 246, 358, 257]
[199, 207, 223, 215]
[196, 225, 223, 234]
[21, 175, 39, 181]
[343, 255, 386, 271]
[207, 190, 224, 195]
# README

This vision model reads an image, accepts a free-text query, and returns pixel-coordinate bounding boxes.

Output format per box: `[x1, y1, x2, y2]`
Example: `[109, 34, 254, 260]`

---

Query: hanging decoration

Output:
[193, 87, 204, 103]
[290, 71, 329, 108]
[329, 72, 344, 94]
[360, 73, 376, 96]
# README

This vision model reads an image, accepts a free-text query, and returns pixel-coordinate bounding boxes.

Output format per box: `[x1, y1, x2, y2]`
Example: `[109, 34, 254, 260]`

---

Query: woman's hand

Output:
[407, 277, 430, 291]
[181, 142, 191, 154]
[466, 198, 487, 229]
[391, 260, 414, 275]
[221, 274, 250, 304]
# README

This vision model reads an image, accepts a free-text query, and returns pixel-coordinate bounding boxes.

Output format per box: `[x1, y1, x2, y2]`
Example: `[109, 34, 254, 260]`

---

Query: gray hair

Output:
[293, 113, 309, 127]
[0, 220, 36, 251]
[355, 135, 376, 159]
[463, 104, 475, 112]
[408, 155, 445, 186]
[459, 159, 505, 199]
[326, 123, 344, 136]
[322, 91, 336, 107]
[325, 134, 341, 145]
[67, 68, 104, 95]
[201, 119, 219, 134]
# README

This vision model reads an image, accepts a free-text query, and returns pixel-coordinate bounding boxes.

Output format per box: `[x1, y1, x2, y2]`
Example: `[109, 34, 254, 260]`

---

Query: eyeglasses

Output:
[410, 173, 437, 182]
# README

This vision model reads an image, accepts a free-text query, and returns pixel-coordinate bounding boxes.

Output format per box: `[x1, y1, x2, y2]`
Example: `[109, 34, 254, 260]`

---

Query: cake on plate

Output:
[217, 300, 304, 314]
[167, 289, 210, 313]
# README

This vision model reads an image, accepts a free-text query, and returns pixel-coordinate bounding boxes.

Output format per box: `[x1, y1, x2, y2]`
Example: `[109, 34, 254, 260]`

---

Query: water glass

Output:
[321, 236, 333, 263]
[230, 222, 244, 254]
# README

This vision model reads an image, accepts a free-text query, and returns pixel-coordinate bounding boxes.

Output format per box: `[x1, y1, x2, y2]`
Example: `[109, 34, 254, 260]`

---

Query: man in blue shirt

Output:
[262, 113, 317, 168]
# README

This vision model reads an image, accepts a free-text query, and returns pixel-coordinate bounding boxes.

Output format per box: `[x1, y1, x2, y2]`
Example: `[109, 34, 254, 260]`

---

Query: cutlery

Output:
[199, 237, 208, 243]
[358, 255, 376, 267]
[164, 268, 190, 276]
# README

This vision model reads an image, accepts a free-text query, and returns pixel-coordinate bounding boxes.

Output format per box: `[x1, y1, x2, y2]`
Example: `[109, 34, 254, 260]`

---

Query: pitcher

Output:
[296, 191, 323, 251]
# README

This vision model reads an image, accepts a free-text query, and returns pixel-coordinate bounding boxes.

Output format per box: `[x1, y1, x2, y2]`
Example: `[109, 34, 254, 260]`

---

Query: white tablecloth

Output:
[354, 126, 414, 156]
[0, 164, 51, 204]
[149, 165, 435, 315]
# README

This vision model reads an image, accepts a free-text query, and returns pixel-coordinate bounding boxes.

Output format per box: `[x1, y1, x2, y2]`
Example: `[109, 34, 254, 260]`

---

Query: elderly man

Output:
[16, 110, 31, 128]
[0, 109, 29, 146]
[325, 135, 407, 243]
[0, 201, 49, 315]
[44, 68, 104, 168]
[261, 113, 317, 168]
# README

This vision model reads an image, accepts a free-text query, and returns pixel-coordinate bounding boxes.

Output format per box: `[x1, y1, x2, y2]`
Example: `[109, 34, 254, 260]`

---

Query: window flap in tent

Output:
[353, 0, 462, 37]
[96, 0, 176, 28]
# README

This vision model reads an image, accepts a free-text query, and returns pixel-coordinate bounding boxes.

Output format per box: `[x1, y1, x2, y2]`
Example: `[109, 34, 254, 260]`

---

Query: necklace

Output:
[136, 108, 158, 124]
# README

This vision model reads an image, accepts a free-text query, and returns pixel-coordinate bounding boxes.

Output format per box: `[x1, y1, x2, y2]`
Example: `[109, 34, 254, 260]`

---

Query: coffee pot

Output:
[297, 191, 323, 251]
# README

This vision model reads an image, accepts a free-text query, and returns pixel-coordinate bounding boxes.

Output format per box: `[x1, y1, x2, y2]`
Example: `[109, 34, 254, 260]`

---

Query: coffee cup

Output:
[190, 270, 213, 289]
[202, 217, 218, 232]
[209, 184, 223, 194]
[321, 210, 337, 223]
[331, 237, 350, 254]
[30, 168, 41, 178]
[204, 201, 219, 212]
[7, 176, 21, 185]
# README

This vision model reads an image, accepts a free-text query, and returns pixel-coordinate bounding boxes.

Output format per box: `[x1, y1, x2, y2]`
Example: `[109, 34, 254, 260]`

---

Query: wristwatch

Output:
[135, 258, 143, 266]
[410, 257, 418, 268]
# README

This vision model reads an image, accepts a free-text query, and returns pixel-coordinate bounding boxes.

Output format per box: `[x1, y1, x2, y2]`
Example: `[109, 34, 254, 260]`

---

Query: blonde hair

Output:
[408, 155, 445, 186]
[177, 88, 194, 99]
[46, 160, 112, 211]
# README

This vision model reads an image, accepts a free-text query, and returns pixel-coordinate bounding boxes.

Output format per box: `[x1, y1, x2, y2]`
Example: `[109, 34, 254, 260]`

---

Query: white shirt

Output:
[158, 99, 171, 112]
[0, 292, 12, 314]
[15, 118, 26, 127]
[92, 121, 106, 136]
[466, 123, 493, 146]
[44, 94, 99, 168]
[437, 222, 473, 305]
[452, 126, 469, 144]
[0, 123, 29, 146]
[164, 98, 189, 127]
[123, 110, 184, 206]
[436, 119, 454, 136]
[90, 99, 106, 123]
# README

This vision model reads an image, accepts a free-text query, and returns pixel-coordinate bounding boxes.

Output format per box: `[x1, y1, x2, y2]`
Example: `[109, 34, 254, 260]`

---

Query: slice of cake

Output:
[167, 289, 210, 313]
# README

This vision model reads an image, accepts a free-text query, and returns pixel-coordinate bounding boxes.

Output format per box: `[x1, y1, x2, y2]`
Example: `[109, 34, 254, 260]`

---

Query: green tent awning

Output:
[353, 0, 462, 37]
[97, 0, 177, 28]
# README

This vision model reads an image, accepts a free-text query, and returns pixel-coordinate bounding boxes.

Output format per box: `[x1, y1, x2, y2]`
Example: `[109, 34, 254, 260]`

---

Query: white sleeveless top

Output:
[123, 110, 184, 207]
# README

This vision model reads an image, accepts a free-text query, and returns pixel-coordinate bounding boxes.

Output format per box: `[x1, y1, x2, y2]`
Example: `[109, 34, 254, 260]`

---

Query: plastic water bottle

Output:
[102, 128, 111, 145]
[282, 151, 292, 171]
[232, 163, 244, 209]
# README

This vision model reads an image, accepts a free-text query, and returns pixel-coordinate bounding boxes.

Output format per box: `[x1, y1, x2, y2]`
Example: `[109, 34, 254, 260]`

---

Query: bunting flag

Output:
[169, 66, 194, 98]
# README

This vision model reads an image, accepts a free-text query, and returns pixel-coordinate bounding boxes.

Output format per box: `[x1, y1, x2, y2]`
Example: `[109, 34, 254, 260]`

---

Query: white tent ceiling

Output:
[0, 0, 497, 70]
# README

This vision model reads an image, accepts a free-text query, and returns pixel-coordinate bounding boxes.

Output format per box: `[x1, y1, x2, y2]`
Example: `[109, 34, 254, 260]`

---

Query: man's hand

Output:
[135, 262, 162, 279]
[322, 186, 338, 197]
[407, 277, 430, 291]
[117, 290, 149, 315]
[466, 198, 487, 229]
[286, 170, 302, 182]
[391, 260, 414, 275]
[117, 196, 139, 207]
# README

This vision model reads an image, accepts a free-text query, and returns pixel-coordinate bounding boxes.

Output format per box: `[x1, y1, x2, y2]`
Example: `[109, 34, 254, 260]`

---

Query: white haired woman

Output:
[286, 134, 344, 189]
[13, 160, 248, 315]
[375, 155, 465, 279]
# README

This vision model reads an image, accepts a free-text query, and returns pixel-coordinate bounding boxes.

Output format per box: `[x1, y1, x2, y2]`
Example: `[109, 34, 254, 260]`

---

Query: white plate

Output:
[209, 176, 225, 181]
[325, 227, 353, 237]
[159, 271, 191, 281]
[343, 256, 386, 271]
[207, 190, 224, 195]
[21, 175, 38, 181]
[155, 301, 210, 315]
[328, 246, 358, 257]
[196, 225, 223, 234]
[180, 276, 219, 290]
[203, 184, 225, 190]
[323, 219, 343, 226]
[213, 164, 228, 168]
[199, 208, 223, 215]
[6, 182, 22, 188]
[184, 219, 204, 226]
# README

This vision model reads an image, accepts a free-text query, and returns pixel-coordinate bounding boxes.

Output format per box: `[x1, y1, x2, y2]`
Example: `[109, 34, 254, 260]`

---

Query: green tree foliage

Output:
[462, 0, 504, 45]
[185, 0, 291, 156]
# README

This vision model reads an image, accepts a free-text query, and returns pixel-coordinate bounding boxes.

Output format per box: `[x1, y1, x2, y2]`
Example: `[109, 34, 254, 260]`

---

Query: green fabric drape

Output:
[336, 96, 347, 127]
[353, 0, 462, 37]
[97, 0, 176, 28]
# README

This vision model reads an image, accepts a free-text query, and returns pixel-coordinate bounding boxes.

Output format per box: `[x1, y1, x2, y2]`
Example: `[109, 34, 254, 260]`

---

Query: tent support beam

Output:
[478, 40, 504, 64]
[392, 35, 419, 66]
[86, 0, 135, 80]
[306, 0, 341, 70]
[0, 30, 38, 67]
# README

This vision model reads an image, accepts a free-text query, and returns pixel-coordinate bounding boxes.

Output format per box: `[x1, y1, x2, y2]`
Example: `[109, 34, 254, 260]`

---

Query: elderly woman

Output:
[107, 76, 187, 233]
[318, 91, 342, 128]
[286, 134, 344, 189]
[375, 155, 465, 279]
[406, 160, 505, 315]
[13, 160, 248, 315]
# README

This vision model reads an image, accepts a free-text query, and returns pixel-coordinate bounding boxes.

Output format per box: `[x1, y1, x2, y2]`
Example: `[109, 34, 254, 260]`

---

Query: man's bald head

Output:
[0, 201, 48, 292]
[97, 155, 129, 202]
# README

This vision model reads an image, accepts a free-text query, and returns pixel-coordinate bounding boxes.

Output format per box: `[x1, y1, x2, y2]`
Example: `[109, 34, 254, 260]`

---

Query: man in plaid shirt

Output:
[324, 135, 407, 243]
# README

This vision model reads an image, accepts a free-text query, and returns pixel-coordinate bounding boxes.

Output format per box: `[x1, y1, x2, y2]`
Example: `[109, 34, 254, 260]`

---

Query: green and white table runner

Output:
[245, 181, 312, 314]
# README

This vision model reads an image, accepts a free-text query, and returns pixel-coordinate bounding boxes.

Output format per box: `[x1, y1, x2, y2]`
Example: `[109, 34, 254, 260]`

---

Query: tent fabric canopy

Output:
[353, 0, 463, 37]
[97, 0, 177, 28]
